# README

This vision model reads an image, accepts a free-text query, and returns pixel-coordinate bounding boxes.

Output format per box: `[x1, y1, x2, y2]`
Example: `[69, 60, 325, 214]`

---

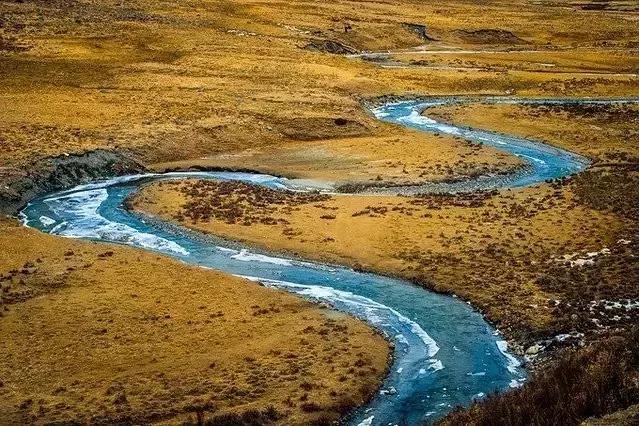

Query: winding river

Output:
[19, 97, 636, 425]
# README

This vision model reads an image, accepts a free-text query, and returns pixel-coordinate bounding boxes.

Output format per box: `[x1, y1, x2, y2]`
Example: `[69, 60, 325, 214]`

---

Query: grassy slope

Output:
[2, 0, 639, 174]
[0, 219, 390, 424]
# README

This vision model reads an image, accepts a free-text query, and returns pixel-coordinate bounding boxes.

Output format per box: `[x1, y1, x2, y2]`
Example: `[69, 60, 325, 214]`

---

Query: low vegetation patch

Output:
[184, 406, 280, 426]
[169, 180, 331, 226]
[440, 328, 639, 426]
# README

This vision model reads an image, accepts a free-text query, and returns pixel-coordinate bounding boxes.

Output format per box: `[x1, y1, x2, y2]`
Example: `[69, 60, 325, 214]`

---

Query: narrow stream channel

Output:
[19, 97, 637, 425]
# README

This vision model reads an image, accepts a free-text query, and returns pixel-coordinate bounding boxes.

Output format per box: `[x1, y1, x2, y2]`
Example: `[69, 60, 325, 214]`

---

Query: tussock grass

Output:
[440, 329, 639, 426]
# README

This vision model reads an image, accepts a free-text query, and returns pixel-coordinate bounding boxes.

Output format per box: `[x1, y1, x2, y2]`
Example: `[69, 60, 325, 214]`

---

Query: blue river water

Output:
[19, 97, 636, 425]
[368, 97, 637, 194]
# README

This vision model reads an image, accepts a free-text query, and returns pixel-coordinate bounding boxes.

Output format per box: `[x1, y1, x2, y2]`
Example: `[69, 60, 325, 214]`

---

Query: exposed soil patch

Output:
[0, 150, 145, 216]
[402, 23, 437, 42]
[580, 0, 610, 11]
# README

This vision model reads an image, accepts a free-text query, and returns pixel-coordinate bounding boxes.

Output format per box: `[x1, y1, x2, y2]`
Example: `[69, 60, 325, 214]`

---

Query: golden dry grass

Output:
[0, 219, 390, 424]
[2, 0, 639, 175]
[153, 128, 524, 187]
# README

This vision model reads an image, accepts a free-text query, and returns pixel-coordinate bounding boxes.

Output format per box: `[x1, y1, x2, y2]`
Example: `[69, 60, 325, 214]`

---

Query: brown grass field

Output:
[2, 0, 639, 424]
[0, 218, 390, 424]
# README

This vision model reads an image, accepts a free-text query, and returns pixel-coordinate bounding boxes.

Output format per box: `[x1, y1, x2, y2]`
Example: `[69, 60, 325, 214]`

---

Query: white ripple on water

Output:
[50, 221, 68, 233]
[43, 188, 189, 255]
[395, 108, 463, 137]
[230, 249, 294, 266]
[517, 153, 548, 165]
[215, 246, 239, 254]
[227, 246, 339, 272]
[39, 215, 56, 226]
[239, 276, 441, 359]
[357, 416, 375, 426]
[496, 340, 522, 375]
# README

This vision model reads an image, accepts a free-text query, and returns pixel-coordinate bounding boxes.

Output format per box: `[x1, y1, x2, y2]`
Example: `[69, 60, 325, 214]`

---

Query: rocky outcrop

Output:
[402, 23, 437, 42]
[303, 38, 358, 54]
[0, 150, 146, 216]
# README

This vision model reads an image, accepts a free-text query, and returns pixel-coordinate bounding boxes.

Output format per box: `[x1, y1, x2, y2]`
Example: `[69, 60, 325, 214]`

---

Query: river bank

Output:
[20, 172, 528, 425]
[0, 214, 392, 425]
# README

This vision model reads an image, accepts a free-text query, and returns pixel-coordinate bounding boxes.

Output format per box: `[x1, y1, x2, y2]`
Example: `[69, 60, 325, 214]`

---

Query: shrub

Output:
[184, 406, 280, 426]
[300, 402, 322, 412]
[439, 329, 639, 426]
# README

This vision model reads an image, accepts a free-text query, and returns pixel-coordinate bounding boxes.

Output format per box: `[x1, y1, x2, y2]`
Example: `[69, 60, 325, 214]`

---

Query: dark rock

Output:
[303, 38, 358, 55]
[0, 150, 146, 216]
[402, 23, 437, 41]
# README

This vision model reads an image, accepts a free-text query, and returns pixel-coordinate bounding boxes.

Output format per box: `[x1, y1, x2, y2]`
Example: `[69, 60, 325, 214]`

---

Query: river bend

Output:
[21, 97, 637, 425]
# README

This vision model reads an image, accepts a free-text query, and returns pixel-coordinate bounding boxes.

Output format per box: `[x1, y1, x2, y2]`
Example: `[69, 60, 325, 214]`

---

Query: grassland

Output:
[2, 0, 639, 180]
[2, 0, 639, 424]
[0, 218, 389, 424]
